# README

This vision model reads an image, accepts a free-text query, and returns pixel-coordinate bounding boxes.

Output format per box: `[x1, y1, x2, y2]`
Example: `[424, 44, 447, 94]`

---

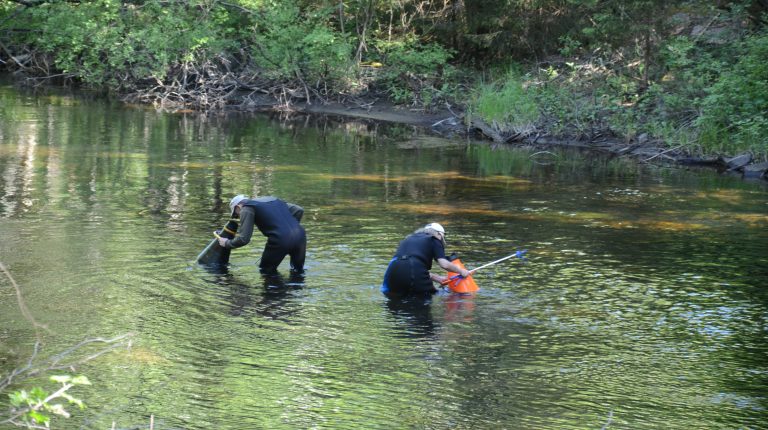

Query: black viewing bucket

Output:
[196, 219, 239, 267]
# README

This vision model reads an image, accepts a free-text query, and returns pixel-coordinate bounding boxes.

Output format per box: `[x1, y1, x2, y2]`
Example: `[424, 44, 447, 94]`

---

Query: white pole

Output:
[469, 252, 521, 273]
[442, 251, 527, 285]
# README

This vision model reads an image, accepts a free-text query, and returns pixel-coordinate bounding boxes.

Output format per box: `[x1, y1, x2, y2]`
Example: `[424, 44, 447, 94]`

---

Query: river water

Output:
[1, 82, 767, 429]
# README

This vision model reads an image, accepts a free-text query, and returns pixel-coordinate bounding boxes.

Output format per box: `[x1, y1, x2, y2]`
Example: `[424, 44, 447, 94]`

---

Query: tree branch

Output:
[0, 262, 48, 334]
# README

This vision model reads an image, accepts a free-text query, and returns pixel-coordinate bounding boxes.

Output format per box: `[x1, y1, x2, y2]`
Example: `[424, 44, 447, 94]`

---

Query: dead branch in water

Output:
[0, 262, 48, 335]
[0, 334, 133, 393]
[118, 55, 326, 112]
[0, 261, 134, 400]
[469, 116, 537, 143]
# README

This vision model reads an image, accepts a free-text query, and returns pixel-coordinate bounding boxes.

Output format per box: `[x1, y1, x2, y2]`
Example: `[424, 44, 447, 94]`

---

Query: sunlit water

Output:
[1, 80, 767, 429]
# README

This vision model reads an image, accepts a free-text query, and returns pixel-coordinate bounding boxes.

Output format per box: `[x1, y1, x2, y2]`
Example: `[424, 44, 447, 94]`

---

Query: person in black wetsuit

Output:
[381, 223, 470, 299]
[218, 194, 306, 275]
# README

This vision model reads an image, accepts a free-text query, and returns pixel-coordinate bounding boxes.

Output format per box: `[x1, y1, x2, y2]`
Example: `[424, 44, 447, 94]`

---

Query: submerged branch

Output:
[0, 262, 48, 334]
[0, 334, 133, 393]
[0, 340, 40, 393]
[0, 261, 133, 394]
[642, 145, 683, 162]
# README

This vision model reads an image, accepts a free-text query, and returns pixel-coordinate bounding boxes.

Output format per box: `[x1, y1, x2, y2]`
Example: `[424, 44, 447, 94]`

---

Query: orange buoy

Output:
[445, 258, 479, 293]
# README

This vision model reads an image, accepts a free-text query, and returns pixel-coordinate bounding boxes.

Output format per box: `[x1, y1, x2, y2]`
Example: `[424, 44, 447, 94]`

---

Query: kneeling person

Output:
[382, 223, 470, 298]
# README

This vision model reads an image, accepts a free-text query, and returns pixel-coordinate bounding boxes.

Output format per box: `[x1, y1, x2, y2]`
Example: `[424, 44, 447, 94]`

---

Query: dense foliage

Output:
[697, 32, 768, 155]
[0, 0, 766, 157]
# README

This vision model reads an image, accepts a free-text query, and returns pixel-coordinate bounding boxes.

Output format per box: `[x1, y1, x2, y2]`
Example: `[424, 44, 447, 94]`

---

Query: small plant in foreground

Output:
[7, 375, 90, 429]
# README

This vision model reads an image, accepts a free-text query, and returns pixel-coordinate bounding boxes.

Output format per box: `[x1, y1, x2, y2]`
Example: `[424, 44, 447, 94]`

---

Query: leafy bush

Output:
[697, 32, 768, 157]
[371, 37, 455, 108]
[26, 0, 227, 89]
[470, 69, 539, 132]
[250, 1, 353, 89]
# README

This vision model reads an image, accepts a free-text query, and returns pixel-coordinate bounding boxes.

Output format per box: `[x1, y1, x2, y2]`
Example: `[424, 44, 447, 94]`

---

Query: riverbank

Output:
[3, 71, 765, 183]
[2, 1, 766, 182]
[282, 98, 768, 183]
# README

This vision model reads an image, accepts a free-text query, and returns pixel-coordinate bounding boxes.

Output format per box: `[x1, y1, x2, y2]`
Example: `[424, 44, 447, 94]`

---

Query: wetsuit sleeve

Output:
[286, 202, 304, 222]
[228, 207, 255, 248]
[431, 238, 446, 261]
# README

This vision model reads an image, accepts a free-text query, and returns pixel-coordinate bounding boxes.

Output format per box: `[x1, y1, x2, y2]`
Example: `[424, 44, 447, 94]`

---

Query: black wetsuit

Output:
[227, 197, 306, 274]
[382, 232, 445, 298]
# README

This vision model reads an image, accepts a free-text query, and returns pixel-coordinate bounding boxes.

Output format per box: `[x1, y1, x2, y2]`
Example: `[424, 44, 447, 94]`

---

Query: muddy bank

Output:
[284, 100, 768, 183]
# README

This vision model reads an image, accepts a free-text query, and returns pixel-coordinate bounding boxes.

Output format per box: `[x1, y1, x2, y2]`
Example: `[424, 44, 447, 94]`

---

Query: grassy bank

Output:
[1, 0, 766, 160]
[469, 31, 768, 160]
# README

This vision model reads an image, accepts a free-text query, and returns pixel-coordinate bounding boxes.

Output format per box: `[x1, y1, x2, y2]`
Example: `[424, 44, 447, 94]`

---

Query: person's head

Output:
[418, 222, 446, 246]
[229, 194, 248, 218]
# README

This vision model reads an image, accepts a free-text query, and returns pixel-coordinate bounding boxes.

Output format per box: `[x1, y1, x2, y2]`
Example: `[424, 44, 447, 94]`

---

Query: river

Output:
[1, 81, 767, 429]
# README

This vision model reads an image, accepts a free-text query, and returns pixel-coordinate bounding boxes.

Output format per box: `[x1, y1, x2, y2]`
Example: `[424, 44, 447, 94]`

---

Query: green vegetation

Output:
[373, 38, 456, 107]
[697, 32, 768, 155]
[8, 375, 89, 428]
[468, 70, 539, 139]
[0, 0, 766, 158]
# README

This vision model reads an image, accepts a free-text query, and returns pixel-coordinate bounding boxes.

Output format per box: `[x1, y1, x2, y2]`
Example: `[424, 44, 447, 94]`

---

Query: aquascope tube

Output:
[196, 219, 239, 266]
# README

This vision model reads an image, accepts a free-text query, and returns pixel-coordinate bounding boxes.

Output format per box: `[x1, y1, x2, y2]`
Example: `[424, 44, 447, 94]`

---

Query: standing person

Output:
[382, 223, 470, 299]
[218, 194, 306, 275]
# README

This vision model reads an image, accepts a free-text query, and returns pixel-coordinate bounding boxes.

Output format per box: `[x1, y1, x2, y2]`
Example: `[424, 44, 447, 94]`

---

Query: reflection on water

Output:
[206, 268, 306, 321]
[1, 80, 768, 429]
[385, 297, 438, 340]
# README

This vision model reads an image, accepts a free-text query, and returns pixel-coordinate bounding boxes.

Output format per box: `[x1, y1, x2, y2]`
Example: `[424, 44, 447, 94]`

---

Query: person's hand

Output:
[459, 268, 471, 278]
[217, 237, 229, 248]
[433, 274, 448, 284]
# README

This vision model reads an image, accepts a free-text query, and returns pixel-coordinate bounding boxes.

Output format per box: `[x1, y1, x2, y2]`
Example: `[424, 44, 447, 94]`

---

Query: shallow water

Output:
[1, 82, 767, 429]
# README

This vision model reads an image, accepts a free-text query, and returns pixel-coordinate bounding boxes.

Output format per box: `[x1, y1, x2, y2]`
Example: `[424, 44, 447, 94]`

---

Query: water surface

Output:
[1, 81, 767, 429]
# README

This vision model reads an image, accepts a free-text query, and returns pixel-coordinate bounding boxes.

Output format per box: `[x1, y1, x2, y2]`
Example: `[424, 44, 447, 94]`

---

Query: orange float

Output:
[444, 258, 479, 293]
[442, 251, 528, 293]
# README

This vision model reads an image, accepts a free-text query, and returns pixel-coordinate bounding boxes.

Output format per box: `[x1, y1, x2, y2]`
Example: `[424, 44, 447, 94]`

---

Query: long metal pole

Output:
[442, 251, 527, 285]
[468, 252, 521, 273]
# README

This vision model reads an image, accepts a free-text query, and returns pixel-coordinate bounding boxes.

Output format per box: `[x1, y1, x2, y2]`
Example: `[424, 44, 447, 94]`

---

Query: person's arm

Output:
[436, 258, 471, 278]
[429, 272, 449, 284]
[220, 208, 255, 248]
[286, 202, 304, 222]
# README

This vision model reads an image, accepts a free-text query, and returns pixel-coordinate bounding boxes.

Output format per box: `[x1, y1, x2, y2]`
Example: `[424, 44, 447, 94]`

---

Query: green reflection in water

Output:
[1, 80, 767, 429]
